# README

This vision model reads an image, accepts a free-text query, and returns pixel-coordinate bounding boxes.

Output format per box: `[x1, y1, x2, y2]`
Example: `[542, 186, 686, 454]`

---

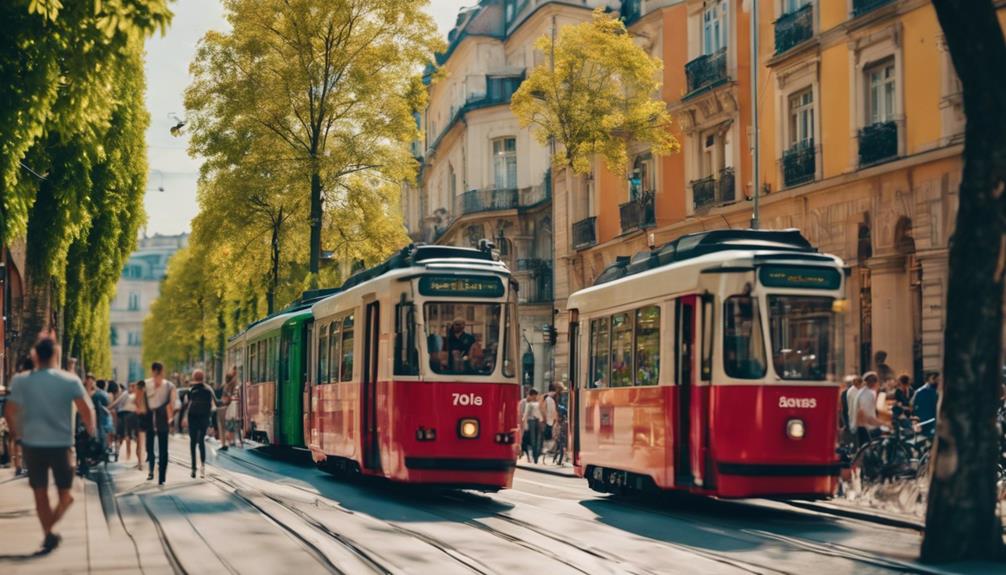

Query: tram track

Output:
[218, 448, 789, 574]
[166, 452, 388, 574]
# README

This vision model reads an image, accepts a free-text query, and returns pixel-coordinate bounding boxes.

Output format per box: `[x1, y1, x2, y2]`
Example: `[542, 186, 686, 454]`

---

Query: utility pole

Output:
[750, 0, 761, 230]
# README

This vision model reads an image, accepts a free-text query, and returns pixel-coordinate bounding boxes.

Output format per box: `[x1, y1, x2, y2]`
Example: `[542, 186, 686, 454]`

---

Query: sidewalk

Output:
[516, 458, 577, 478]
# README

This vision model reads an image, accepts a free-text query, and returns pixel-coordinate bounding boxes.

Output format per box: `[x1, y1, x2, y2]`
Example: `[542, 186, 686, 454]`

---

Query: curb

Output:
[785, 500, 925, 531]
[516, 462, 578, 479]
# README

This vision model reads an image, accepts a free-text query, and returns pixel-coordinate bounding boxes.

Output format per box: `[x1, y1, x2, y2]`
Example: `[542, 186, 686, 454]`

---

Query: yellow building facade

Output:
[559, 0, 1003, 380]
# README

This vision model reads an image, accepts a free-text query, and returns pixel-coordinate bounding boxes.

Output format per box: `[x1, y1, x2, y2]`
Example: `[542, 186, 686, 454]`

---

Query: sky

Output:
[141, 0, 472, 236]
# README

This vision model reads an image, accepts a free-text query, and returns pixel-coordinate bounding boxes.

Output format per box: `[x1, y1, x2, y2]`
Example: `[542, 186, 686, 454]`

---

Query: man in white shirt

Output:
[144, 362, 177, 485]
[856, 372, 885, 447]
[845, 375, 863, 433]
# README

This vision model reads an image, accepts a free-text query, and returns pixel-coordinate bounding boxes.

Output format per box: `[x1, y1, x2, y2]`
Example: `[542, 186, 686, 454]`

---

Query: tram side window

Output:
[501, 303, 515, 378]
[394, 302, 420, 376]
[250, 343, 258, 383]
[723, 296, 767, 379]
[340, 315, 355, 381]
[589, 318, 609, 388]
[610, 313, 633, 387]
[318, 324, 329, 384]
[634, 306, 660, 386]
[329, 320, 342, 383]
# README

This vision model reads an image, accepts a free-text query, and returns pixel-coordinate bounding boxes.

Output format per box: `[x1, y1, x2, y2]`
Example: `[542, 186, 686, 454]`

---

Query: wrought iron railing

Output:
[858, 121, 898, 167]
[685, 48, 728, 95]
[853, 0, 895, 17]
[783, 140, 816, 187]
[572, 216, 597, 250]
[455, 188, 518, 216]
[774, 4, 814, 55]
[619, 191, 655, 234]
[516, 259, 553, 304]
[692, 167, 736, 210]
[692, 176, 717, 210]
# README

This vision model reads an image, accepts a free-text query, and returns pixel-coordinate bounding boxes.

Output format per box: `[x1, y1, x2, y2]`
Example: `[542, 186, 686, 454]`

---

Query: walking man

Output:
[145, 362, 177, 485]
[182, 369, 216, 478]
[3, 335, 94, 552]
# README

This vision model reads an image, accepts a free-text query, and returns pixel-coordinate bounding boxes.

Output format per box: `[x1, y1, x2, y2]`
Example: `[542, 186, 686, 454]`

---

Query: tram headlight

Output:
[786, 418, 806, 440]
[458, 418, 480, 439]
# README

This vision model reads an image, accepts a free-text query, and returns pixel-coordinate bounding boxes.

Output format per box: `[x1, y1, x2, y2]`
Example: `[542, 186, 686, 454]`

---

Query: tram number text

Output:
[778, 396, 817, 409]
[452, 393, 484, 407]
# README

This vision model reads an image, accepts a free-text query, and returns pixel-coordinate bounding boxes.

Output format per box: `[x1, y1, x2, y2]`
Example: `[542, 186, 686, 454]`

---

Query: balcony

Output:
[685, 48, 728, 96]
[692, 168, 736, 211]
[571, 216, 597, 250]
[619, 191, 655, 234]
[774, 4, 814, 55]
[456, 188, 517, 217]
[858, 121, 898, 167]
[853, 0, 895, 17]
[782, 140, 816, 187]
[516, 259, 553, 304]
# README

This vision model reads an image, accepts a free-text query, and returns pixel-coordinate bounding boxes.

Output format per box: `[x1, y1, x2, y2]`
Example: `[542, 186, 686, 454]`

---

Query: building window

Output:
[783, 0, 811, 13]
[128, 292, 140, 311]
[788, 88, 814, 146]
[110, 327, 119, 347]
[629, 154, 655, 200]
[866, 59, 896, 125]
[127, 332, 142, 347]
[492, 137, 517, 190]
[703, 0, 728, 55]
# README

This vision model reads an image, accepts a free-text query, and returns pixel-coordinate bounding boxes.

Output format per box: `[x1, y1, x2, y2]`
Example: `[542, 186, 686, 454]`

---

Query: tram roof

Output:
[592, 228, 816, 286]
[570, 229, 841, 312]
[229, 287, 341, 344]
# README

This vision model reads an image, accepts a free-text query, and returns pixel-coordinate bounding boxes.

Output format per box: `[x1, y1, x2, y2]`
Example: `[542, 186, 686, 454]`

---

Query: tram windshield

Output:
[767, 296, 834, 381]
[425, 302, 502, 376]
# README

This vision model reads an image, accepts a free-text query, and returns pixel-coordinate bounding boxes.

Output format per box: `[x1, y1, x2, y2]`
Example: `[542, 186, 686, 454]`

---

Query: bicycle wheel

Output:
[853, 438, 914, 486]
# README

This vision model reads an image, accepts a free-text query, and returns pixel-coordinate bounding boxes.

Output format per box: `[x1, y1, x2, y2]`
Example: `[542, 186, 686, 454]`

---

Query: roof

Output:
[593, 229, 817, 286]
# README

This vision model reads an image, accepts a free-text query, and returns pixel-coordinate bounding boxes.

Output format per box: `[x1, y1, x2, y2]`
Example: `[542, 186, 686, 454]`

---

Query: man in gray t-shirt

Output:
[3, 336, 94, 552]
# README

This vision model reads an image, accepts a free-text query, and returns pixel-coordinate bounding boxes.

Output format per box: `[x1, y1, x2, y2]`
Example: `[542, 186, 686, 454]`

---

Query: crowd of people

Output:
[0, 333, 247, 553]
[838, 350, 941, 449]
[519, 383, 568, 465]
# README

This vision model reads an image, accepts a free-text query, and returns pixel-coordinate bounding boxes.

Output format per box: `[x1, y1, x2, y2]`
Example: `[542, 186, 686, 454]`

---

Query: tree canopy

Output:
[510, 9, 679, 175]
[0, 0, 170, 375]
[144, 0, 437, 371]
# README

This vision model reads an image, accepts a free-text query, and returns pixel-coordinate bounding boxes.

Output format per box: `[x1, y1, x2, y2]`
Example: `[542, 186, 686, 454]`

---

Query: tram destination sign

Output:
[759, 266, 841, 290]
[419, 275, 505, 298]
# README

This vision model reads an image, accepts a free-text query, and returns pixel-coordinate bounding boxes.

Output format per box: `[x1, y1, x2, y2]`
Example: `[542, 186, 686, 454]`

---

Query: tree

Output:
[510, 9, 679, 176]
[185, 0, 440, 279]
[922, 0, 1006, 563]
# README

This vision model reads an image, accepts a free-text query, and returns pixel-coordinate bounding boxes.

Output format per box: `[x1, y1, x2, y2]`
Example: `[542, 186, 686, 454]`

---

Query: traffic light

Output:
[545, 325, 558, 346]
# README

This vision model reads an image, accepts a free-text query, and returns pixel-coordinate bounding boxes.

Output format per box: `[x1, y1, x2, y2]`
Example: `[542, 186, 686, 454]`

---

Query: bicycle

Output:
[851, 416, 930, 487]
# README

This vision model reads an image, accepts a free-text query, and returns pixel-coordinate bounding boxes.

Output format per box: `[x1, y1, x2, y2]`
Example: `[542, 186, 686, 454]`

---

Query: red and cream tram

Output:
[568, 229, 846, 498]
[306, 243, 520, 489]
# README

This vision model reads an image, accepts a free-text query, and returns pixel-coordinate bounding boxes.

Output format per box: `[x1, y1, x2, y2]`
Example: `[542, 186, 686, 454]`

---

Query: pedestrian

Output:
[856, 372, 885, 447]
[522, 388, 544, 464]
[144, 362, 177, 485]
[3, 334, 95, 552]
[90, 378, 113, 461]
[873, 350, 895, 386]
[182, 369, 216, 478]
[6, 357, 34, 477]
[218, 368, 235, 450]
[911, 371, 940, 436]
[224, 372, 243, 449]
[892, 373, 914, 419]
[844, 374, 863, 438]
[542, 384, 558, 457]
[111, 381, 138, 463]
[134, 380, 149, 471]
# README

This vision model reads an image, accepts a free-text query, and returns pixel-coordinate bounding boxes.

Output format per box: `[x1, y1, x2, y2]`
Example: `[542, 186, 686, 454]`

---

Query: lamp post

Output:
[750, 0, 761, 229]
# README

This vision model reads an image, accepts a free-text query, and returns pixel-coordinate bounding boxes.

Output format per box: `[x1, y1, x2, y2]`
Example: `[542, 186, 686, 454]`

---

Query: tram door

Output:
[568, 317, 581, 467]
[362, 301, 381, 471]
[675, 297, 695, 486]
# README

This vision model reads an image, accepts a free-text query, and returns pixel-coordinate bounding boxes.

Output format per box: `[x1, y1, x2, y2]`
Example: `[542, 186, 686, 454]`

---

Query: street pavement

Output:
[1, 437, 1003, 574]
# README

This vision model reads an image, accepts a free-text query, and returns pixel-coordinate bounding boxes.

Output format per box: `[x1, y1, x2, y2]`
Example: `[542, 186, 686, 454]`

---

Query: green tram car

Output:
[226, 289, 336, 447]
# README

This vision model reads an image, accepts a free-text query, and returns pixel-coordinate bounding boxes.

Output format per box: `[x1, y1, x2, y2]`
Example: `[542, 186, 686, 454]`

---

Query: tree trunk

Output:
[267, 207, 283, 315]
[309, 167, 322, 283]
[922, 0, 1006, 563]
